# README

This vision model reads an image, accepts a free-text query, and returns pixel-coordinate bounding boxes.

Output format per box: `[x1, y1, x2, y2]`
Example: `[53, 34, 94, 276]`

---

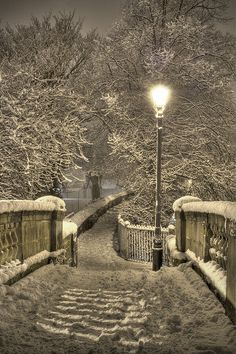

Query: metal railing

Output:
[117, 215, 169, 263]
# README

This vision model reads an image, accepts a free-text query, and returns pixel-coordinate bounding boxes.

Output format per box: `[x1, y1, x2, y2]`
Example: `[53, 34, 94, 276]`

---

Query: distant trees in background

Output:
[0, 1, 235, 226]
[87, 0, 236, 224]
[0, 14, 96, 198]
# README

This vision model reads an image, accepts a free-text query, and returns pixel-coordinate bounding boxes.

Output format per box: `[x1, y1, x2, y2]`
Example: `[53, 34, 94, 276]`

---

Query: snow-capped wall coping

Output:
[71, 191, 132, 234]
[0, 250, 65, 285]
[173, 195, 202, 212]
[63, 220, 77, 239]
[0, 196, 66, 214]
[173, 196, 236, 323]
[186, 249, 227, 300]
[182, 201, 236, 221]
[166, 236, 187, 265]
[35, 196, 66, 211]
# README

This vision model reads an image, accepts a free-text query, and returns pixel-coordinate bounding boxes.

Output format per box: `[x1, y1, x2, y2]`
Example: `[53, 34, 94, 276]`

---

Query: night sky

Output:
[0, 0, 124, 33]
[0, 0, 235, 35]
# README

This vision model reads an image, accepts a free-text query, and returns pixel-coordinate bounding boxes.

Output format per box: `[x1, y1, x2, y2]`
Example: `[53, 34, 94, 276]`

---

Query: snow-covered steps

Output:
[36, 288, 154, 352]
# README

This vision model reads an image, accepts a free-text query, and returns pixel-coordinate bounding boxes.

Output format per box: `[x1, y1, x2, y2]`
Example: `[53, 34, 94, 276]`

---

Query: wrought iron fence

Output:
[117, 215, 170, 263]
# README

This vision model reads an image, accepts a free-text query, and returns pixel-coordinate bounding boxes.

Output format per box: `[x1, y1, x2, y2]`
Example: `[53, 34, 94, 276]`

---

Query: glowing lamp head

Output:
[150, 85, 170, 114]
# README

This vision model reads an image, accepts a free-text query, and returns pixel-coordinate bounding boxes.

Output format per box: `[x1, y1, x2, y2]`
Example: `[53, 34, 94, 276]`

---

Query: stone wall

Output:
[174, 197, 236, 323]
[0, 192, 131, 284]
[0, 208, 64, 267]
[71, 191, 132, 234]
[0, 198, 65, 284]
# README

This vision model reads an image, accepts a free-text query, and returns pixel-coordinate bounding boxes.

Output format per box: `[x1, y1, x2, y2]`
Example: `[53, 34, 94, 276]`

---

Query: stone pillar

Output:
[51, 211, 64, 251]
[175, 210, 186, 252]
[118, 222, 129, 260]
[226, 220, 236, 324]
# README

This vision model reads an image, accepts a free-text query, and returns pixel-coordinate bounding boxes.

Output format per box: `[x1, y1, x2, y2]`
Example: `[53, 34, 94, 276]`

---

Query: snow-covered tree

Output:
[0, 14, 96, 199]
[88, 0, 236, 224]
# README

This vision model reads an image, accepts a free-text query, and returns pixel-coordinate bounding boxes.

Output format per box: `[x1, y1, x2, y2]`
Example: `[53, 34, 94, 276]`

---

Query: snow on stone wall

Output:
[63, 220, 78, 239]
[166, 236, 187, 264]
[0, 250, 65, 285]
[173, 195, 201, 212]
[71, 191, 130, 229]
[0, 196, 66, 214]
[186, 250, 227, 299]
[35, 196, 66, 211]
[182, 201, 236, 221]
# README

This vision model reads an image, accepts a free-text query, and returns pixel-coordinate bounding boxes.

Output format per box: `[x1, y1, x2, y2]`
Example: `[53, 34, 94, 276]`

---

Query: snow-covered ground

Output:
[0, 210, 235, 354]
[186, 249, 227, 300]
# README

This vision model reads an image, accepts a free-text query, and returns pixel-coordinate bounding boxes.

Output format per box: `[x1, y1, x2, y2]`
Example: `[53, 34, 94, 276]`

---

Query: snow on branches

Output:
[87, 0, 236, 224]
[0, 14, 96, 199]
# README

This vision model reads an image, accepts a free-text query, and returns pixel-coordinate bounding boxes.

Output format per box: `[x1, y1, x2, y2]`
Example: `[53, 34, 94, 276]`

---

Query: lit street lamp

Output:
[150, 85, 170, 271]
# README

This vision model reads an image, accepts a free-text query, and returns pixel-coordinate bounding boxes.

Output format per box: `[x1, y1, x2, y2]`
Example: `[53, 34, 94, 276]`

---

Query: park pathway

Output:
[0, 209, 236, 353]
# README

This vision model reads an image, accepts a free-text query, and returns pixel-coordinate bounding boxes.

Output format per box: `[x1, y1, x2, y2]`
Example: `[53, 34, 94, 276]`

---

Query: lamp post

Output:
[150, 85, 170, 271]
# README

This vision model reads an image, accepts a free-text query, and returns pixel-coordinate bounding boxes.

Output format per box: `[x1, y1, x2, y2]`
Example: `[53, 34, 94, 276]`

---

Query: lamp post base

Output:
[152, 247, 163, 271]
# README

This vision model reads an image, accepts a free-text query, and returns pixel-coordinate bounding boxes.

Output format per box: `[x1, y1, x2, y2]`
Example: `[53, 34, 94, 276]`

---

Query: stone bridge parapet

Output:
[0, 192, 131, 285]
[173, 196, 236, 324]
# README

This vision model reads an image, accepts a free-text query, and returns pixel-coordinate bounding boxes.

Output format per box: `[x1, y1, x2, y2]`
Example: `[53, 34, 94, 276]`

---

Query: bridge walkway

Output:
[0, 209, 235, 353]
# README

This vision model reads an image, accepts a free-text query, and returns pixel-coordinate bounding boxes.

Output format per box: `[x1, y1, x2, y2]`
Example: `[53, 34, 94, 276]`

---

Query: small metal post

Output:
[71, 233, 75, 267]
[152, 238, 163, 271]
[75, 235, 79, 268]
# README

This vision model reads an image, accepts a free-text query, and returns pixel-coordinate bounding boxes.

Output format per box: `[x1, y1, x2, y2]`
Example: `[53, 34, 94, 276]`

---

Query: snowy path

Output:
[0, 210, 236, 353]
